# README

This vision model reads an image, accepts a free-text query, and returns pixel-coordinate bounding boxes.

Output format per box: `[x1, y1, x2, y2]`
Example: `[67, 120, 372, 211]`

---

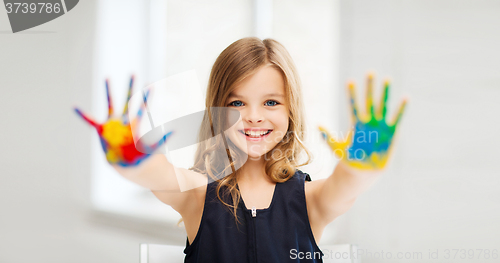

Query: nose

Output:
[244, 107, 264, 123]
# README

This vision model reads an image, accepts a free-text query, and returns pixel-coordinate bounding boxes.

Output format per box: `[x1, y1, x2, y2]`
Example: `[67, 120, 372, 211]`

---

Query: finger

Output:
[378, 80, 390, 120]
[74, 107, 101, 130]
[130, 89, 155, 130]
[136, 89, 151, 121]
[122, 75, 135, 117]
[128, 89, 151, 130]
[147, 131, 174, 154]
[105, 79, 114, 119]
[391, 98, 407, 128]
[318, 125, 340, 151]
[366, 73, 375, 119]
[347, 81, 360, 122]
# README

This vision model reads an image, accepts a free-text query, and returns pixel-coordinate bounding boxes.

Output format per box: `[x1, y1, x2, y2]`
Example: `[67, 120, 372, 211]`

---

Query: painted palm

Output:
[319, 74, 407, 170]
[73, 76, 173, 167]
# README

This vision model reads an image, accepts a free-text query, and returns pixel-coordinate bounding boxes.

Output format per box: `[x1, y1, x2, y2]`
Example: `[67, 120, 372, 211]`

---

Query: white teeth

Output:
[242, 130, 270, 137]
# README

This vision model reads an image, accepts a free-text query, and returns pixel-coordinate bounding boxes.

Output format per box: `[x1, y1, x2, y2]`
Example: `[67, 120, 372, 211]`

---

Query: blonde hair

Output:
[178, 37, 312, 227]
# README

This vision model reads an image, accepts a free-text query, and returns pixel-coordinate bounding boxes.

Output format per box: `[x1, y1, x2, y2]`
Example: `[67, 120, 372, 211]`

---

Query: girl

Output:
[75, 37, 407, 262]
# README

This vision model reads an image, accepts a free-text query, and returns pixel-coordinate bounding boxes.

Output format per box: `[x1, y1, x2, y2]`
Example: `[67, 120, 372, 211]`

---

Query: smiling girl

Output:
[75, 37, 406, 262]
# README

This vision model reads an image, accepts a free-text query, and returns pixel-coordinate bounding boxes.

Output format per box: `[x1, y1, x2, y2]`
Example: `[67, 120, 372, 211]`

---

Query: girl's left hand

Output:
[319, 74, 407, 171]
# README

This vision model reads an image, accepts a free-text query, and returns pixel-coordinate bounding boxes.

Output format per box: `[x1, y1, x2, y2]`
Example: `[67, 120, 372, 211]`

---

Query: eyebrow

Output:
[228, 93, 285, 99]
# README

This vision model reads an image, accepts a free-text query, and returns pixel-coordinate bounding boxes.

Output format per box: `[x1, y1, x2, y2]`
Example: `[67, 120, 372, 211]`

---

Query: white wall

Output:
[335, 0, 500, 262]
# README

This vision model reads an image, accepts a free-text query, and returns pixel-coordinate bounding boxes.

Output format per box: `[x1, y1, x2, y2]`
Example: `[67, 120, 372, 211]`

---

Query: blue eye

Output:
[265, 100, 278, 106]
[229, 100, 244, 107]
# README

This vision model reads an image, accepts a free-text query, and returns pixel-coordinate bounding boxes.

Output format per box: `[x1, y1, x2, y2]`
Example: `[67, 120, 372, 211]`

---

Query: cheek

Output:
[268, 110, 289, 141]
[270, 109, 289, 130]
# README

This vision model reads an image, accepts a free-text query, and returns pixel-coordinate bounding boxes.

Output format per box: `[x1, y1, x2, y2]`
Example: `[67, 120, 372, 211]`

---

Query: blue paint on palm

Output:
[348, 118, 395, 160]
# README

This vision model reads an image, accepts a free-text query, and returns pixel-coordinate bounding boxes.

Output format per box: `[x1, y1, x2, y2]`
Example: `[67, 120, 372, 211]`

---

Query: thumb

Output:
[318, 125, 340, 152]
[74, 106, 101, 129]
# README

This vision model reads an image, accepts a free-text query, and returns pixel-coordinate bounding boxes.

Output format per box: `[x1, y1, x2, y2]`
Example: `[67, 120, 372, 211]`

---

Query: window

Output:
[91, 0, 339, 227]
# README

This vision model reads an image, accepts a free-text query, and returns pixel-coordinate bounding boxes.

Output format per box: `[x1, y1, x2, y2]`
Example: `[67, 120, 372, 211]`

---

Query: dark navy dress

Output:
[183, 169, 324, 262]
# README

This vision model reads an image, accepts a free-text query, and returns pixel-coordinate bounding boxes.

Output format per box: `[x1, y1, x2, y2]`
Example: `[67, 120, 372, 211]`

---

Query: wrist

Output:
[337, 159, 384, 177]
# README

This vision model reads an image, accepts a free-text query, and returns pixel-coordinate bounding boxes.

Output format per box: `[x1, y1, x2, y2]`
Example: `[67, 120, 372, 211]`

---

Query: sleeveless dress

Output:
[183, 169, 324, 262]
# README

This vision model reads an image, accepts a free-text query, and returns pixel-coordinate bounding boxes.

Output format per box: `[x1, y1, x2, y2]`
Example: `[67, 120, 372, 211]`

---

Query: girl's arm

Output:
[312, 74, 407, 224]
[112, 154, 207, 213]
[307, 162, 382, 224]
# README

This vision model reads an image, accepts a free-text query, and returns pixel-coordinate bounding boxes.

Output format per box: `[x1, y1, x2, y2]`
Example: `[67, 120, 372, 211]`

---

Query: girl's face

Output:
[225, 65, 289, 159]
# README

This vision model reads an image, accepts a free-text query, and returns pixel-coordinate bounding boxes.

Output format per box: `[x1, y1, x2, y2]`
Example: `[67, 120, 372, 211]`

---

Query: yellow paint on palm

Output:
[102, 119, 131, 147]
[345, 152, 390, 170]
[106, 150, 120, 163]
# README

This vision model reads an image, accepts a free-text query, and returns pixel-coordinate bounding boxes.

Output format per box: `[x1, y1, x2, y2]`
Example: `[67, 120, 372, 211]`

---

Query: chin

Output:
[233, 143, 273, 160]
[247, 151, 268, 160]
[233, 145, 264, 159]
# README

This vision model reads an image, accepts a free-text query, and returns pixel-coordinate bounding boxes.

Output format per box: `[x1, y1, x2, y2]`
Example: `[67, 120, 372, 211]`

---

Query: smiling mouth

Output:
[238, 129, 273, 138]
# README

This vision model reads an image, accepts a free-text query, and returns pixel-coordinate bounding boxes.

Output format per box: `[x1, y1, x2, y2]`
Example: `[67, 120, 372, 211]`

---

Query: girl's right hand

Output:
[73, 75, 173, 167]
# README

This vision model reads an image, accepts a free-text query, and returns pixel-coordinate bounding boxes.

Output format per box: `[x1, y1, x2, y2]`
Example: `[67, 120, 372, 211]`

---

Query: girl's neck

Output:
[236, 156, 272, 185]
